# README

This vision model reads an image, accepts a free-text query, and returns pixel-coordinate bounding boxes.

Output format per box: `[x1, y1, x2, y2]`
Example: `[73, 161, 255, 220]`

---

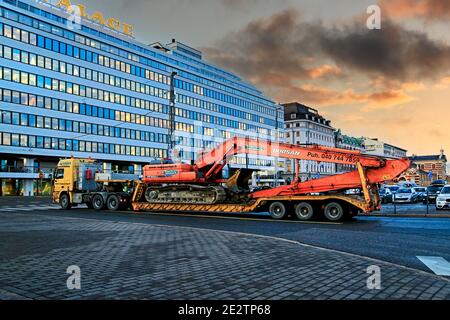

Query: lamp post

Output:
[274, 104, 283, 187]
[168, 71, 178, 159]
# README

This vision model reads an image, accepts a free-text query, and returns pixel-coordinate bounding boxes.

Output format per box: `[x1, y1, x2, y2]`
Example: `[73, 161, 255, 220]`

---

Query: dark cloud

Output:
[202, 10, 331, 86]
[202, 8, 450, 104]
[318, 20, 450, 80]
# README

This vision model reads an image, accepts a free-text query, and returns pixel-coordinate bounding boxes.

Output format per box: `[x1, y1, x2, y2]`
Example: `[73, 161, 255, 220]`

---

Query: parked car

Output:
[387, 185, 400, 195]
[436, 185, 450, 210]
[423, 184, 446, 204]
[393, 188, 417, 203]
[379, 188, 393, 204]
[412, 187, 427, 202]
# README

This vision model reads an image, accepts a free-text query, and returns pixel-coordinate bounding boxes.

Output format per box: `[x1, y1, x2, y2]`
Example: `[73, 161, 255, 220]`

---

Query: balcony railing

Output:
[0, 166, 54, 174]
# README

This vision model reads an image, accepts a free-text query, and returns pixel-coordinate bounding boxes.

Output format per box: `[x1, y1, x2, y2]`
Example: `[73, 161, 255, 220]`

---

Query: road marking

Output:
[121, 211, 343, 225]
[417, 256, 450, 276]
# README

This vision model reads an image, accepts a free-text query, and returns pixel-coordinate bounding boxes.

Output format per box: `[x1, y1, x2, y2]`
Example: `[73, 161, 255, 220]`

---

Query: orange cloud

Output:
[306, 64, 343, 79]
[433, 76, 450, 90]
[270, 83, 414, 109]
[379, 0, 450, 20]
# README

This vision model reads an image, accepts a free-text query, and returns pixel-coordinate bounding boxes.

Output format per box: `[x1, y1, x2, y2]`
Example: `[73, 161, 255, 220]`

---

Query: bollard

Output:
[426, 190, 429, 215]
[393, 193, 397, 215]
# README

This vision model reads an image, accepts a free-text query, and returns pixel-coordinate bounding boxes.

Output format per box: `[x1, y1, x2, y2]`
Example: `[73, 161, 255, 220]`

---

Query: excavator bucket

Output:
[226, 169, 254, 193]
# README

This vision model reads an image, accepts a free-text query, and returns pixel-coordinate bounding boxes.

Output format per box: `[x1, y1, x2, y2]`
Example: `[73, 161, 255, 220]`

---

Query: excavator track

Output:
[144, 185, 227, 205]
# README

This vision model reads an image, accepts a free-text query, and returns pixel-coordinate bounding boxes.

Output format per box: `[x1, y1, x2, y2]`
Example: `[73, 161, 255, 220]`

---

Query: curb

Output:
[361, 214, 450, 218]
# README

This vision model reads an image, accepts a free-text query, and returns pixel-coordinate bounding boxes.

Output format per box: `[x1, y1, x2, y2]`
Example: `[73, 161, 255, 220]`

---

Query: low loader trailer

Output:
[52, 137, 410, 222]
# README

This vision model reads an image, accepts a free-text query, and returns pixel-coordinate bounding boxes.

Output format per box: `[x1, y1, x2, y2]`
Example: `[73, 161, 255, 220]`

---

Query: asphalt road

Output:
[8, 203, 449, 276]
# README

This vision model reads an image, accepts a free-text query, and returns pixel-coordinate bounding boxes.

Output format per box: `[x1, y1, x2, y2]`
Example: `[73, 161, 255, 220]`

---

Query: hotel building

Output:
[0, 0, 282, 196]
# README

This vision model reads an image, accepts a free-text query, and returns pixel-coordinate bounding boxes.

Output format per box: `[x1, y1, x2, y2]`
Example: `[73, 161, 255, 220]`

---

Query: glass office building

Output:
[0, 0, 282, 196]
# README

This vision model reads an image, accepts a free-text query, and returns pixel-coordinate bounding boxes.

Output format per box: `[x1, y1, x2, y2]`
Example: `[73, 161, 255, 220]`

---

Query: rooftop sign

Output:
[38, 0, 134, 37]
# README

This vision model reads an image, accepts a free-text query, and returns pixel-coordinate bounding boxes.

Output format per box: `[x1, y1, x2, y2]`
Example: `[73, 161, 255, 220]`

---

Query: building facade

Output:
[401, 151, 447, 186]
[0, 0, 281, 196]
[283, 102, 335, 181]
[363, 138, 407, 159]
[334, 130, 364, 173]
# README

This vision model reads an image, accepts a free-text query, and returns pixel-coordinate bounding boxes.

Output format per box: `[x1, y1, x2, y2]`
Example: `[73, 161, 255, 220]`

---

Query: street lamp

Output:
[168, 71, 178, 159]
[274, 104, 283, 187]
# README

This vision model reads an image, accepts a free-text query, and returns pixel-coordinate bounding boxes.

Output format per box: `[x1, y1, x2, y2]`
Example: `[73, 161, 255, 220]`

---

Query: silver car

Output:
[393, 188, 415, 203]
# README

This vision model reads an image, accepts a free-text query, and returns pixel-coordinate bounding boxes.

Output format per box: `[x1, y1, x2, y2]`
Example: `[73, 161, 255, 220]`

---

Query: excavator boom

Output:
[196, 137, 384, 176]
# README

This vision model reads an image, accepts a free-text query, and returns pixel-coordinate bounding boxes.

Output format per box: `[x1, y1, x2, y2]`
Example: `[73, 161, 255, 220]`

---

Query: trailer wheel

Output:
[295, 202, 314, 221]
[92, 194, 105, 211]
[269, 202, 286, 220]
[60, 193, 71, 210]
[324, 202, 344, 221]
[107, 194, 120, 211]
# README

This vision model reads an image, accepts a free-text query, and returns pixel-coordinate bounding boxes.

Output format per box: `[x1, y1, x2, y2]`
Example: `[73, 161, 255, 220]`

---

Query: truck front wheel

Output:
[107, 194, 120, 211]
[60, 193, 72, 210]
[295, 202, 314, 221]
[324, 202, 344, 221]
[92, 194, 105, 211]
[269, 202, 286, 220]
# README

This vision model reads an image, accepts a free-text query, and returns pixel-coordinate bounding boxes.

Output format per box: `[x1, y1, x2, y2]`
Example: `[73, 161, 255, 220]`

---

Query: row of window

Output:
[0, 87, 170, 129]
[286, 131, 335, 144]
[0, 109, 169, 143]
[0, 61, 274, 135]
[0, 34, 276, 127]
[177, 93, 272, 134]
[0, 131, 168, 158]
[0, 65, 174, 116]
[0, 86, 269, 145]
[0, 41, 172, 98]
[0, 86, 275, 154]
[0, 9, 276, 116]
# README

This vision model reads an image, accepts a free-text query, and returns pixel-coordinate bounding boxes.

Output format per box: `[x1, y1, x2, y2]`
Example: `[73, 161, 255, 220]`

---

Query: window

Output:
[11, 134, 20, 146]
[55, 169, 64, 180]
[4, 46, 11, 60]
[13, 48, 20, 61]
[4, 25, 12, 38]
[2, 133, 11, 146]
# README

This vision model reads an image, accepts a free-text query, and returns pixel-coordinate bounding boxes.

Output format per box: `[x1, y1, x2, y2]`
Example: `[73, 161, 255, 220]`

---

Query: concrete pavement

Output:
[0, 211, 449, 300]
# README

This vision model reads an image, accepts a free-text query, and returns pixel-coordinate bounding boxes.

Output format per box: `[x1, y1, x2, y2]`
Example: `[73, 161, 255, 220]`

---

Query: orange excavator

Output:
[135, 137, 409, 221]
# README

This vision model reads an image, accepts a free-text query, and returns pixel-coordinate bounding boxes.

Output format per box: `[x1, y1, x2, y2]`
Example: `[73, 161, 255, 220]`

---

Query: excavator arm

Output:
[196, 136, 384, 176]
[195, 136, 409, 199]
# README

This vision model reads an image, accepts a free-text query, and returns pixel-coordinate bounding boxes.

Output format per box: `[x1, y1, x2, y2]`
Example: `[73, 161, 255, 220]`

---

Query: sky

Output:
[82, 0, 450, 162]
